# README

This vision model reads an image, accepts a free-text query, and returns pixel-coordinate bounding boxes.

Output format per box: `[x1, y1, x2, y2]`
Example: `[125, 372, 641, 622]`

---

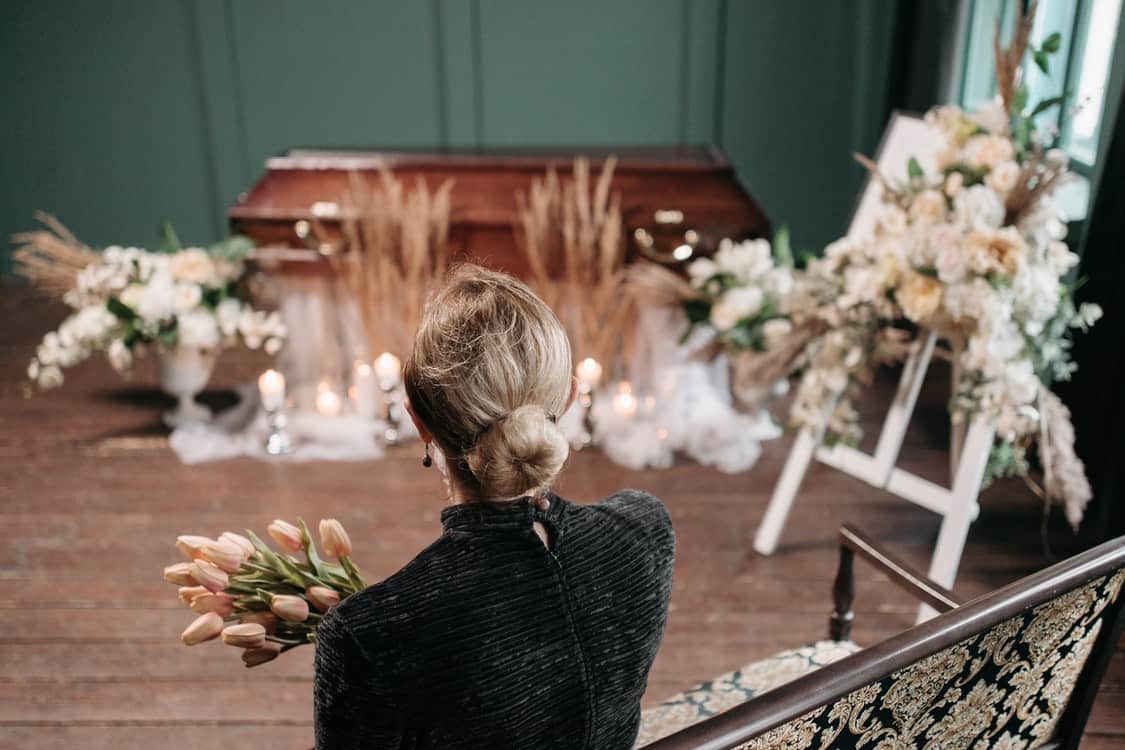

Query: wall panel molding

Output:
[437, 0, 482, 147]
[189, 0, 251, 233]
[681, 0, 723, 144]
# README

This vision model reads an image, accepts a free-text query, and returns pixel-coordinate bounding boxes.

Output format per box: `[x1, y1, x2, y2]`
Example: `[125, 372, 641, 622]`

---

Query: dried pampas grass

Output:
[1037, 387, 1093, 531]
[329, 169, 453, 359]
[11, 212, 98, 297]
[516, 157, 631, 368]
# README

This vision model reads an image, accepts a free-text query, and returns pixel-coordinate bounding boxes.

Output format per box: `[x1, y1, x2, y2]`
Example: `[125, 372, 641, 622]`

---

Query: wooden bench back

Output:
[647, 536, 1125, 750]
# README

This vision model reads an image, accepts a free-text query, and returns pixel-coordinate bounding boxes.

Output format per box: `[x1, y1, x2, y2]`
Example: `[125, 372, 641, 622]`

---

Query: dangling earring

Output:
[422, 442, 433, 468]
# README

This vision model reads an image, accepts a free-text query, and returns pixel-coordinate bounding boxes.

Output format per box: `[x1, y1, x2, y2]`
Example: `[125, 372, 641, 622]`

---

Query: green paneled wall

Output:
[0, 0, 901, 272]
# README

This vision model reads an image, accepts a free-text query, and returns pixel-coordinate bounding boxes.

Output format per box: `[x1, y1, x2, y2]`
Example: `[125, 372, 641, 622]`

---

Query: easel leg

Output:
[917, 417, 995, 623]
[754, 426, 818, 555]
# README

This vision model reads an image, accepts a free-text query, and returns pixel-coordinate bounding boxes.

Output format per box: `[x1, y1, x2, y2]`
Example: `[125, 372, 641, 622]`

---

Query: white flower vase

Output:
[159, 346, 218, 428]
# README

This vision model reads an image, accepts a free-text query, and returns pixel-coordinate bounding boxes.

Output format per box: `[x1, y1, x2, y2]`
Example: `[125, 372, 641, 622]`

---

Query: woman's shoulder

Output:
[317, 535, 459, 653]
[564, 489, 674, 548]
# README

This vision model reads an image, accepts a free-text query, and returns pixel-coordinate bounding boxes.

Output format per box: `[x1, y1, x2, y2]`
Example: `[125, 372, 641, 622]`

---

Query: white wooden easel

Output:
[753, 330, 996, 621]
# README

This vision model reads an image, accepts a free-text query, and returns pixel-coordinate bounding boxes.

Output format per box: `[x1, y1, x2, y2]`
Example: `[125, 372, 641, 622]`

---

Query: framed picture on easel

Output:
[847, 110, 947, 239]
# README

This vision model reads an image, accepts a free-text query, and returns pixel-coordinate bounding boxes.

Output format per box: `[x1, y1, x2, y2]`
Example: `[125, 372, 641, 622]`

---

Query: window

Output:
[957, 0, 1122, 174]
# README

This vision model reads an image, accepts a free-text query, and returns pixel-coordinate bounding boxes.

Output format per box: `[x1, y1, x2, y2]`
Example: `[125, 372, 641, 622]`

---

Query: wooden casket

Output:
[228, 146, 769, 276]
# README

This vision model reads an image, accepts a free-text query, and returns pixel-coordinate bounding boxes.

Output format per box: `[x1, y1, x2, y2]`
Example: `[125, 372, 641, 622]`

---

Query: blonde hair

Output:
[404, 265, 572, 500]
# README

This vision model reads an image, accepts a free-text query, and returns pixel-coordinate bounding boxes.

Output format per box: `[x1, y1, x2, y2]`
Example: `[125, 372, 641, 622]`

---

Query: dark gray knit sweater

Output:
[313, 490, 675, 749]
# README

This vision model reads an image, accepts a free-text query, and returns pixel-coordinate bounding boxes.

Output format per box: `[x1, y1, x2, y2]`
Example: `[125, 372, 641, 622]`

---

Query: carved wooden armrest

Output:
[829, 523, 963, 641]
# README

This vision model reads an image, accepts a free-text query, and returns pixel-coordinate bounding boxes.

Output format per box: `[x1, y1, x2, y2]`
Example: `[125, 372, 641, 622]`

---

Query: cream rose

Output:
[965, 227, 1028, 278]
[897, 272, 943, 323]
[985, 160, 1021, 194]
[909, 189, 947, 224]
[170, 249, 217, 285]
[962, 135, 1015, 169]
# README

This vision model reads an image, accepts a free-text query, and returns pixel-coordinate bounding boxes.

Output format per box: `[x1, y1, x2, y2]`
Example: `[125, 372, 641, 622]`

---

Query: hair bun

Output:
[466, 404, 570, 498]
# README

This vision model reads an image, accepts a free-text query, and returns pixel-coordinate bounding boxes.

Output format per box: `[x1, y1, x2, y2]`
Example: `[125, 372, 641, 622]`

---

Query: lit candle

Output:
[373, 352, 402, 391]
[575, 358, 603, 391]
[351, 360, 377, 418]
[612, 381, 638, 419]
[316, 383, 342, 417]
[258, 369, 286, 412]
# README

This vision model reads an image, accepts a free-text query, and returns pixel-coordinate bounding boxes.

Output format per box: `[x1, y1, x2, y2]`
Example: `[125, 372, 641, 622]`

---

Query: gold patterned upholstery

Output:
[730, 571, 1124, 750]
[635, 640, 862, 747]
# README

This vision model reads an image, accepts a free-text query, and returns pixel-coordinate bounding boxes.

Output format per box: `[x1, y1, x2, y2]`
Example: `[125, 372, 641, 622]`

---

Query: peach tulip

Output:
[175, 535, 213, 560]
[201, 539, 244, 574]
[306, 585, 341, 613]
[267, 519, 304, 553]
[239, 611, 279, 633]
[178, 585, 209, 605]
[269, 594, 309, 622]
[318, 519, 352, 559]
[191, 559, 229, 593]
[219, 531, 255, 559]
[181, 612, 224, 645]
[190, 592, 235, 617]
[221, 622, 267, 649]
[242, 641, 282, 667]
[164, 562, 199, 586]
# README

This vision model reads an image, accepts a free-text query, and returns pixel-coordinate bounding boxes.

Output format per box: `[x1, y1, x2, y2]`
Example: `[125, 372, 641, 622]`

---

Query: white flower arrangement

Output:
[789, 21, 1101, 527]
[681, 232, 796, 352]
[26, 225, 286, 390]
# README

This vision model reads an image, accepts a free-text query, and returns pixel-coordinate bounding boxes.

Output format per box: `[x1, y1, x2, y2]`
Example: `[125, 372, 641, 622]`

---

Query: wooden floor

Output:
[1, 286, 1122, 749]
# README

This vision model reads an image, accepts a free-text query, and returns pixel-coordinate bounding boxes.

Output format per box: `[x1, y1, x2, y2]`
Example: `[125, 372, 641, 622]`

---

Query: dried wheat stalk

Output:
[993, 0, 1038, 117]
[330, 168, 453, 359]
[516, 157, 632, 368]
[11, 212, 98, 297]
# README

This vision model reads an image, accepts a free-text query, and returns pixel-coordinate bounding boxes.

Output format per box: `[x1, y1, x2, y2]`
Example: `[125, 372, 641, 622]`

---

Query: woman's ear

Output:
[565, 375, 579, 413]
[405, 395, 433, 444]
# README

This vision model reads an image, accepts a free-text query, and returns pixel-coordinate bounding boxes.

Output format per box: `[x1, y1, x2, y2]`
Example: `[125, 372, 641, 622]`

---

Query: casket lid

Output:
[228, 145, 764, 231]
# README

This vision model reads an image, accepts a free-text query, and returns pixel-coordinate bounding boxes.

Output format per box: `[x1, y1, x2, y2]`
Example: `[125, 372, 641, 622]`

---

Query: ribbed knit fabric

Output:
[313, 489, 675, 749]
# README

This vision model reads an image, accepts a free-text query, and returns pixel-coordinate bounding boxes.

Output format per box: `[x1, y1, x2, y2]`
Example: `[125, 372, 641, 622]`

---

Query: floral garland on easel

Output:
[790, 2, 1101, 528]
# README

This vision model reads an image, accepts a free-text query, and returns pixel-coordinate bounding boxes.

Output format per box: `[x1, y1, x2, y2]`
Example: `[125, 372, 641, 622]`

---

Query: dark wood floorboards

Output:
[1, 287, 1122, 749]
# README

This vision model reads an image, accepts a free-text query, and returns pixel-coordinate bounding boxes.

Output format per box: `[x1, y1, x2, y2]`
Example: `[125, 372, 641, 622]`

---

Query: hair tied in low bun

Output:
[465, 404, 570, 499]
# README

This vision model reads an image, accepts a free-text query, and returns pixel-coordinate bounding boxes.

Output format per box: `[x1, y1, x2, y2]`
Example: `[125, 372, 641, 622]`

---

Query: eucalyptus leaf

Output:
[1031, 94, 1066, 118]
[907, 157, 924, 179]
[1042, 32, 1061, 53]
[158, 219, 181, 253]
[1033, 50, 1050, 75]
[1012, 84, 1029, 114]
[106, 297, 137, 321]
[772, 225, 794, 268]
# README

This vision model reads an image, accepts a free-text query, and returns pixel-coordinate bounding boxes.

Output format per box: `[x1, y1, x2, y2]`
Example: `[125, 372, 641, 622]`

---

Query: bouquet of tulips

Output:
[163, 518, 366, 667]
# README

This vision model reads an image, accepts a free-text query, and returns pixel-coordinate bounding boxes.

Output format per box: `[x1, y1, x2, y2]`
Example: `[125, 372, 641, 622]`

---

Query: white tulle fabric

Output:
[169, 282, 777, 471]
[558, 306, 780, 473]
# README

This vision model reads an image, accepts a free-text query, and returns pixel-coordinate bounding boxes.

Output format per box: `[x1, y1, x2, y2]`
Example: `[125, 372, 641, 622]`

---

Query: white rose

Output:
[944, 172, 964, 198]
[215, 298, 242, 336]
[935, 240, 968, 284]
[985, 160, 1021, 194]
[176, 309, 220, 349]
[136, 272, 177, 323]
[709, 286, 764, 331]
[169, 248, 217, 285]
[972, 97, 1010, 135]
[38, 364, 64, 389]
[876, 206, 908, 236]
[118, 284, 145, 312]
[107, 339, 133, 372]
[962, 134, 1015, 168]
[761, 318, 793, 349]
[909, 190, 947, 224]
[713, 238, 774, 282]
[953, 184, 1005, 231]
[172, 284, 203, 314]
